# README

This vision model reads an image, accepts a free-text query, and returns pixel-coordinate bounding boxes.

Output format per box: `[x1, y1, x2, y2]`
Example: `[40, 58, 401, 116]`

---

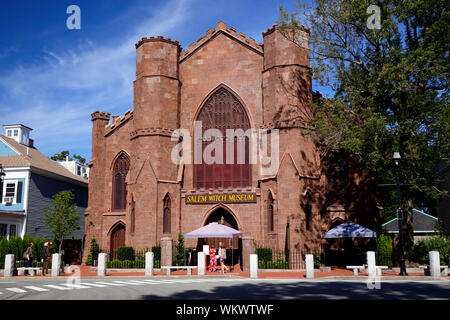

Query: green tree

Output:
[0, 237, 9, 263]
[43, 190, 80, 253]
[278, 0, 449, 258]
[51, 150, 71, 162]
[51, 151, 86, 164]
[377, 234, 393, 267]
[175, 233, 185, 266]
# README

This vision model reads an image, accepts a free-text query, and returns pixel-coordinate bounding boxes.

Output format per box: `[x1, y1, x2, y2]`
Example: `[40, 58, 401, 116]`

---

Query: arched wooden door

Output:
[110, 224, 126, 259]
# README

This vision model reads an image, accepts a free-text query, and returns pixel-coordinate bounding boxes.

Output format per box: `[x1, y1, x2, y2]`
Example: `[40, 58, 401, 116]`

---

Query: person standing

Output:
[23, 242, 34, 275]
[41, 241, 52, 276]
[218, 242, 229, 273]
[208, 247, 217, 272]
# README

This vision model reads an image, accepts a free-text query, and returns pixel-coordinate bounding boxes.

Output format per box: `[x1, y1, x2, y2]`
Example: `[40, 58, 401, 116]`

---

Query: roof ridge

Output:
[180, 21, 263, 61]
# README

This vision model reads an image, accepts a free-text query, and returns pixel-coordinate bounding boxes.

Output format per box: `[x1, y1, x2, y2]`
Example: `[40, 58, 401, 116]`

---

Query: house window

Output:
[163, 194, 171, 234]
[268, 192, 274, 232]
[194, 87, 251, 189]
[112, 154, 130, 211]
[3, 182, 16, 204]
[0, 224, 6, 239]
[13, 129, 18, 137]
[7, 130, 12, 137]
[77, 165, 81, 176]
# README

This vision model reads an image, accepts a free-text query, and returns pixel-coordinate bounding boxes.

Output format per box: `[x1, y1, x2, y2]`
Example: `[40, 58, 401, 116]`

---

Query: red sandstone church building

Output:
[83, 21, 382, 266]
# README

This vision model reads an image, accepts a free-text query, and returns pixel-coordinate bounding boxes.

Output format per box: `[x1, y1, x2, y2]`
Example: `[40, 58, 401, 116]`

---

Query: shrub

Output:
[85, 238, 99, 266]
[0, 238, 9, 263]
[175, 233, 185, 266]
[256, 248, 273, 262]
[312, 249, 322, 268]
[117, 246, 134, 261]
[152, 246, 161, 261]
[377, 234, 393, 267]
[258, 260, 288, 269]
[412, 235, 449, 264]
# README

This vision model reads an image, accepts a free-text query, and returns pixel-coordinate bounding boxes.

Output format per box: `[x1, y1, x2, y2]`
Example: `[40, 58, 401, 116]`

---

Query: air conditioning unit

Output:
[3, 196, 14, 204]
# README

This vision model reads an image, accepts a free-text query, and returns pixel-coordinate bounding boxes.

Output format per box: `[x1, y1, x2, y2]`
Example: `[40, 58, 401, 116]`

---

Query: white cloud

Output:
[0, 0, 189, 159]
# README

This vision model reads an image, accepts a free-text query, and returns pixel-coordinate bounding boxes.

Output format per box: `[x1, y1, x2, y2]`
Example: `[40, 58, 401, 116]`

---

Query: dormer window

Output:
[7, 130, 11, 137]
[13, 129, 18, 137]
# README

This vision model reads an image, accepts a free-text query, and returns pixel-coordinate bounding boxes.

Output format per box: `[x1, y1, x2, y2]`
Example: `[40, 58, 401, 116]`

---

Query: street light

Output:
[0, 164, 5, 203]
[393, 152, 408, 276]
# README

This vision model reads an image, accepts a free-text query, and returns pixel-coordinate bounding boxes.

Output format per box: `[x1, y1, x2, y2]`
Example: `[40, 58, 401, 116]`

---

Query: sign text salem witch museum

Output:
[186, 193, 257, 204]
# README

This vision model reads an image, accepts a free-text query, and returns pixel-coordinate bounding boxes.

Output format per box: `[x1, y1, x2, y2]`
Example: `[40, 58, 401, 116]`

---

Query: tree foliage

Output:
[51, 150, 86, 164]
[278, 0, 449, 255]
[43, 190, 80, 253]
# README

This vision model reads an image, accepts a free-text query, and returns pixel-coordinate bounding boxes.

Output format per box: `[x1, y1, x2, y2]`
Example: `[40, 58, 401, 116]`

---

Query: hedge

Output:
[377, 234, 393, 267]
[412, 235, 449, 264]
[107, 259, 161, 269]
[117, 246, 134, 261]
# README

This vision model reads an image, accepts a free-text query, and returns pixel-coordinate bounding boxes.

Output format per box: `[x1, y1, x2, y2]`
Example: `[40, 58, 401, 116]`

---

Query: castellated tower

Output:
[129, 36, 182, 245]
[131, 36, 181, 181]
[261, 25, 321, 250]
[262, 24, 312, 128]
[84, 111, 110, 260]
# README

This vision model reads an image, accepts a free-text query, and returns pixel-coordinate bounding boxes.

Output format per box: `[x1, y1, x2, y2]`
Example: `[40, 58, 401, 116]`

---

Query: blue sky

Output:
[0, 0, 330, 161]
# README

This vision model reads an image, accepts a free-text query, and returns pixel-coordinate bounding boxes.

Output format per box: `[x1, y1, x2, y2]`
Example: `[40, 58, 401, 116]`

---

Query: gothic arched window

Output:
[163, 194, 171, 234]
[112, 154, 129, 211]
[268, 192, 274, 232]
[195, 87, 251, 189]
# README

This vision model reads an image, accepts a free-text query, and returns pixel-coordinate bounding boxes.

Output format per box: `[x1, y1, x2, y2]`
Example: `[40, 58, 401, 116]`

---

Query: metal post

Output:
[394, 154, 408, 276]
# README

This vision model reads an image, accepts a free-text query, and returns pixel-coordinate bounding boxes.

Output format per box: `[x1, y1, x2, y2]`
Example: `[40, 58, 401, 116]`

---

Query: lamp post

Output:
[0, 164, 5, 197]
[393, 152, 408, 276]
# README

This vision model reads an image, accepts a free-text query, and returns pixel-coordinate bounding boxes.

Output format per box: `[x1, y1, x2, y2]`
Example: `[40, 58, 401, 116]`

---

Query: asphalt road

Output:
[0, 276, 449, 300]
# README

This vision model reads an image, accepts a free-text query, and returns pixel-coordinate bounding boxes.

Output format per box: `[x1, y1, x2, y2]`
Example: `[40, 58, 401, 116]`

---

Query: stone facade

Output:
[83, 22, 382, 263]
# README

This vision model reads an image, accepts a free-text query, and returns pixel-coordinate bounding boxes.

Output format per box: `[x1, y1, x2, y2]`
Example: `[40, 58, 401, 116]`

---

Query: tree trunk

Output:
[59, 237, 64, 254]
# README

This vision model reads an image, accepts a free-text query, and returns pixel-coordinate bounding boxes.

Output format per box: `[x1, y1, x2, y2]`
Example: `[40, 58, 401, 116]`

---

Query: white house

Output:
[57, 156, 89, 179]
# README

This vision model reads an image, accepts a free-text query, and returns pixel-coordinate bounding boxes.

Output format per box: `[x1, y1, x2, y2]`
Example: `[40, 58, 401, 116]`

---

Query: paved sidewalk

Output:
[4, 265, 447, 280]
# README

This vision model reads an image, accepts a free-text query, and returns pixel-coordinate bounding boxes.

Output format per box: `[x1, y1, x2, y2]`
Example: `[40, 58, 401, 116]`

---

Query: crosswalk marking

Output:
[6, 288, 27, 293]
[0, 277, 264, 296]
[61, 283, 92, 289]
[94, 281, 126, 287]
[130, 280, 159, 284]
[44, 284, 73, 290]
[24, 286, 49, 292]
[111, 280, 144, 286]
[80, 282, 108, 288]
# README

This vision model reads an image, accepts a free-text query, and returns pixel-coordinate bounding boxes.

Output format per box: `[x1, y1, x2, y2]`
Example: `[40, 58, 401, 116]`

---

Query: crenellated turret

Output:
[262, 24, 312, 128]
[133, 36, 180, 132]
[132, 36, 181, 181]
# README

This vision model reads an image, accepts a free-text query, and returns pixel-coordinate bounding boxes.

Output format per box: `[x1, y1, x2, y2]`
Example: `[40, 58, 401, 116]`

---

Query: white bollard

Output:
[97, 253, 107, 276]
[51, 253, 61, 277]
[305, 254, 314, 279]
[4, 254, 15, 277]
[429, 251, 440, 278]
[145, 252, 154, 276]
[250, 254, 258, 278]
[366, 251, 376, 277]
[197, 252, 205, 276]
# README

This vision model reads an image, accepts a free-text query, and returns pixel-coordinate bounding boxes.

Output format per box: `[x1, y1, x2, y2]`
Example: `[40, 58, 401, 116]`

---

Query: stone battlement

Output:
[91, 111, 111, 121]
[262, 23, 310, 37]
[105, 109, 133, 135]
[180, 21, 263, 61]
[135, 35, 181, 50]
